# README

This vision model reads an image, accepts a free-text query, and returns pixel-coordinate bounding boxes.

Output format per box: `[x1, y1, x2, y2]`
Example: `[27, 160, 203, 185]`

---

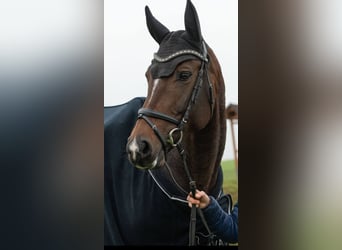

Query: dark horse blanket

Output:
[104, 97, 226, 246]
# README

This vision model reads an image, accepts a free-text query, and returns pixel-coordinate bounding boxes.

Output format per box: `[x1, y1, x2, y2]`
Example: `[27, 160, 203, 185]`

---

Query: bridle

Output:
[137, 41, 216, 246]
[138, 41, 214, 161]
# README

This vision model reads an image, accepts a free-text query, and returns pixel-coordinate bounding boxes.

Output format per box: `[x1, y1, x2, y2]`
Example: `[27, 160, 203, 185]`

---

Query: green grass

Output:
[221, 159, 238, 204]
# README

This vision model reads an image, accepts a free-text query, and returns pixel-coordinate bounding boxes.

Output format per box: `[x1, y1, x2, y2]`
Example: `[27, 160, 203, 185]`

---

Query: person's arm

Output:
[201, 197, 238, 243]
[187, 190, 238, 243]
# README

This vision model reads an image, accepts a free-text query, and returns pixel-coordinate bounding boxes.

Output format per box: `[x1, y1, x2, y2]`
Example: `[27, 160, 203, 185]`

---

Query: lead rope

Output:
[176, 143, 214, 246]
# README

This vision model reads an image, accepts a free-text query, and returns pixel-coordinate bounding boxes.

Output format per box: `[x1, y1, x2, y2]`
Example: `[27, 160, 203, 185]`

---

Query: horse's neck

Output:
[166, 112, 225, 194]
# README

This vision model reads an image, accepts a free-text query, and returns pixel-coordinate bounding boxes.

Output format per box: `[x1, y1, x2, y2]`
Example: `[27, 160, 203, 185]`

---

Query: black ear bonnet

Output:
[145, 0, 208, 79]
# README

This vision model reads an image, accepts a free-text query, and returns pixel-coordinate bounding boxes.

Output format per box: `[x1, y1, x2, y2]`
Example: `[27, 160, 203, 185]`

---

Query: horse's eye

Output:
[177, 71, 192, 81]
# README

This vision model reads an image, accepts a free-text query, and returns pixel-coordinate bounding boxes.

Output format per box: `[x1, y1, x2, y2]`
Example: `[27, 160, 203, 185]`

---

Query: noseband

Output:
[137, 42, 216, 245]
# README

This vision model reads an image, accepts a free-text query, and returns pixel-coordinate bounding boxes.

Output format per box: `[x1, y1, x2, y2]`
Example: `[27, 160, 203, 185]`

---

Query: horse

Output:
[104, 0, 229, 245]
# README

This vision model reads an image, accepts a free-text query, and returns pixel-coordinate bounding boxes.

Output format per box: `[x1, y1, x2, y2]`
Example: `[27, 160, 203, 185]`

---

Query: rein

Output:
[137, 42, 216, 246]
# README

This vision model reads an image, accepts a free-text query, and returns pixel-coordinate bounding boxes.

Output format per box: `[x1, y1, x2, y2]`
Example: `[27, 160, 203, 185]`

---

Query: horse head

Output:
[127, 0, 226, 175]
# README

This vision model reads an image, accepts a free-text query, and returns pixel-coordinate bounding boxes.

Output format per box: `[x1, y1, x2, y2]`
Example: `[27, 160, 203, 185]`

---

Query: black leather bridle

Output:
[138, 41, 214, 160]
[137, 41, 216, 246]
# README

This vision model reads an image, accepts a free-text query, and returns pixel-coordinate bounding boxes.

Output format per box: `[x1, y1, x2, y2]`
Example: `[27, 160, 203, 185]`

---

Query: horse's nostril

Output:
[140, 140, 151, 155]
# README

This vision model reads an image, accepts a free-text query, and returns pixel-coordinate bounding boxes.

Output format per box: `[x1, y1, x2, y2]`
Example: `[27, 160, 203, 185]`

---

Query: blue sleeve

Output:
[201, 196, 238, 243]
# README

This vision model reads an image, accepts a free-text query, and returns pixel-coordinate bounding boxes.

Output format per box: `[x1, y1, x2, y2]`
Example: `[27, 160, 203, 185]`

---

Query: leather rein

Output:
[137, 42, 216, 246]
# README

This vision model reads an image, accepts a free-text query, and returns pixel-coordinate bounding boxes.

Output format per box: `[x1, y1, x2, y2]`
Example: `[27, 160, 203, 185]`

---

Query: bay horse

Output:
[104, 0, 228, 246]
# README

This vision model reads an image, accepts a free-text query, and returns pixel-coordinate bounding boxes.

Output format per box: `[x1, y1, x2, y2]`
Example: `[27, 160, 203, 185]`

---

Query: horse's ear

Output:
[145, 6, 170, 44]
[184, 0, 202, 42]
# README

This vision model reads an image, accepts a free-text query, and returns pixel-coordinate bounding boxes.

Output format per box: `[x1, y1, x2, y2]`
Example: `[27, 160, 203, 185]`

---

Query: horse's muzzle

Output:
[126, 136, 161, 170]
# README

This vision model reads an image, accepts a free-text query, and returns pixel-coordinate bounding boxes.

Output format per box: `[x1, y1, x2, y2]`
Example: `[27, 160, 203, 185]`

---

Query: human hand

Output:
[186, 189, 210, 209]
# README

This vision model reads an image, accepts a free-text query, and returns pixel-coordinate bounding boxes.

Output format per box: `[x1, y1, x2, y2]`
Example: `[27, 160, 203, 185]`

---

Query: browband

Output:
[153, 49, 208, 63]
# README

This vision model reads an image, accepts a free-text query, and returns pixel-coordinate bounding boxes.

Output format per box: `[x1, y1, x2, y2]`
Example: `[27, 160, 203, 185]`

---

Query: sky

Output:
[104, 0, 238, 160]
